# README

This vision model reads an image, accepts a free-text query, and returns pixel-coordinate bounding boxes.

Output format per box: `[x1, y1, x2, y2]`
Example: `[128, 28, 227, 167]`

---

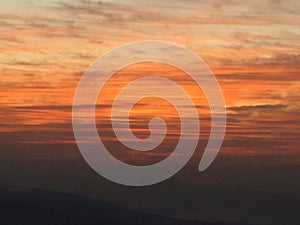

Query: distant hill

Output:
[0, 188, 247, 225]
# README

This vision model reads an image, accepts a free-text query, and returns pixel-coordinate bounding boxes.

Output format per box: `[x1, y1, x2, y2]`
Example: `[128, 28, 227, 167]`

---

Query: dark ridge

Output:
[0, 188, 249, 225]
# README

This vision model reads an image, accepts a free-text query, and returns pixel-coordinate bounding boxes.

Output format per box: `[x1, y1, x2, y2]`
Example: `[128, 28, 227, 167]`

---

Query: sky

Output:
[0, 0, 300, 223]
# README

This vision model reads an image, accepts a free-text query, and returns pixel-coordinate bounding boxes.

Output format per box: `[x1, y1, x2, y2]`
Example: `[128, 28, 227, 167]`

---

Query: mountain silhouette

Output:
[0, 188, 249, 225]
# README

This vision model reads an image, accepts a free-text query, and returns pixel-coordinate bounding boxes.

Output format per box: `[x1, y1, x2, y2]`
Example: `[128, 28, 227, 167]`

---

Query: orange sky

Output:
[0, 0, 300, 165]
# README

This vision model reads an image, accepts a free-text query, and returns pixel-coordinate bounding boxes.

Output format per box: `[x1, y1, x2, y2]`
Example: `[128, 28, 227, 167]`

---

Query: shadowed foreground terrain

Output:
[0, 188, 251, 225]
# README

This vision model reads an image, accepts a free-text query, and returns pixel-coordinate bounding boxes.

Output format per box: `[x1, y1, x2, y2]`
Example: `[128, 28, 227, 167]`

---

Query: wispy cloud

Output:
[0, 0, 299, 167]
